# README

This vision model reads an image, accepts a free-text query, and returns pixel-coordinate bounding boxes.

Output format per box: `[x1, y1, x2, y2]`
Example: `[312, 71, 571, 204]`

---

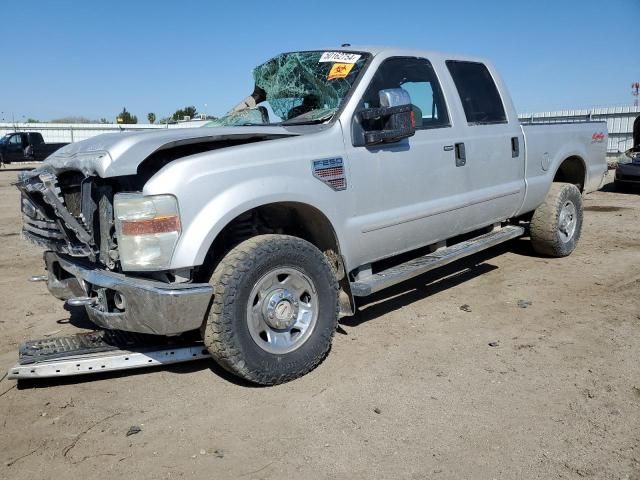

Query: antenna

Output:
[633, 82, 639, 107]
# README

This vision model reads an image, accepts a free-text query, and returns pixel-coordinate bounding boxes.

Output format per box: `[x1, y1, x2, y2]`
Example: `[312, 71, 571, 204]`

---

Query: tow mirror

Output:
[352, 88, 416, 147]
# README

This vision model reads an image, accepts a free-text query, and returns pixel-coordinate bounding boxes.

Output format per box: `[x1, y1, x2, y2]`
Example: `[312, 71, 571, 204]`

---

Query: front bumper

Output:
[44, 252, 213, 335]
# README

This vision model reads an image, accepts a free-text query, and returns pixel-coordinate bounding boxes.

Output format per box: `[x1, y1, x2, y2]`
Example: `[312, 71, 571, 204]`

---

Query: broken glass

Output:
[208, 51, 370, 127]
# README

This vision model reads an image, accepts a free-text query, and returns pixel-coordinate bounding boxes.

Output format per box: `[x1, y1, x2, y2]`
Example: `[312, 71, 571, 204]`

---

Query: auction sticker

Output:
[319, 51, 361, 63]
[327, 63, 354, 80]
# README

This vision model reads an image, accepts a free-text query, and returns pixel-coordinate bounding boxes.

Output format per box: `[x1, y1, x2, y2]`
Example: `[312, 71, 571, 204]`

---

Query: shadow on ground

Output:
[343, 237, 535, 327]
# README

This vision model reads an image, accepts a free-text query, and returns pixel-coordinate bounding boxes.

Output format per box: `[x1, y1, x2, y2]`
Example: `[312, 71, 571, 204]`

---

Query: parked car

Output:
[614, 115, 640, 191]
[0, 132, 68, 164]
[16, 47, 608, 384]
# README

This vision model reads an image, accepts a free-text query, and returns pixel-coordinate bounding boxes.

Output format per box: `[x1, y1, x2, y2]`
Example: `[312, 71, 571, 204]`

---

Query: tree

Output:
[116, 107, 138, 124]
[26, 118, 40, 123]
[171, 106, 198, 121]
[147, 112, 156, 124]
[51, 116, 93, 124]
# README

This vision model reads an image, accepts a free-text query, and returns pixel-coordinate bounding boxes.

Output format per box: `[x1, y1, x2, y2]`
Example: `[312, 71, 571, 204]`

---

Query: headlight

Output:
[114, 193, 181, 271]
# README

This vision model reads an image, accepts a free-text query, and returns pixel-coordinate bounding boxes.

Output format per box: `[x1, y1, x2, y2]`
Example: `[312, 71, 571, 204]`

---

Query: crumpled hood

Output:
[43, 126, 297, 177]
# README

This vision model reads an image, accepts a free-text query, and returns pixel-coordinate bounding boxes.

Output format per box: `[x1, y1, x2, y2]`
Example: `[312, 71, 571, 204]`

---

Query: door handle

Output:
[455, 142, 466, 167]
[511, 137, 520, 157]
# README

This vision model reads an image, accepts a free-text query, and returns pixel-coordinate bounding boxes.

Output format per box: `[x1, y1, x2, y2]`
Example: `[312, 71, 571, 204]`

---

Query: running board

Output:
[350, 225, 524, 297]
[7, 330, 210, 380]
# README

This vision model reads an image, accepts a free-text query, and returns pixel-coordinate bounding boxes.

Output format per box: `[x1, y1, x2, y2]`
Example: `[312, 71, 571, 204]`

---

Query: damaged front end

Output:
[18, 167, 110, 262]
[16, 167, 212, 335]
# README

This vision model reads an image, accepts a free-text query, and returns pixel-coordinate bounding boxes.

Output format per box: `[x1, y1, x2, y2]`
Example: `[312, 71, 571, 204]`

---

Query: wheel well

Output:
[553, 156, 586, 191]
[195, 202, 354, 315]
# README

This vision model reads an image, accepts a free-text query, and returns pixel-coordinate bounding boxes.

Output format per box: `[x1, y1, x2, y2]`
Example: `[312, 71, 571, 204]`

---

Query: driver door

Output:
[5, 134, 25, 162]
[342, 57, 470, 268]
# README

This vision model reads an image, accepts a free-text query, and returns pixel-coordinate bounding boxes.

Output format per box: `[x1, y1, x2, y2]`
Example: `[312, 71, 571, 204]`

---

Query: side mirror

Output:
[352, 88, 416, 147]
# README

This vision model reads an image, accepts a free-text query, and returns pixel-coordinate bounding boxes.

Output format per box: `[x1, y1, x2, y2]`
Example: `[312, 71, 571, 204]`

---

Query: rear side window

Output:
[446, 61, 506, 125]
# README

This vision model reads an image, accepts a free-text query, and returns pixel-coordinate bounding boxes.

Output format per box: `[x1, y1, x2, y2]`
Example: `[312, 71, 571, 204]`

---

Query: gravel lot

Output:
[0, 166, 638, 479]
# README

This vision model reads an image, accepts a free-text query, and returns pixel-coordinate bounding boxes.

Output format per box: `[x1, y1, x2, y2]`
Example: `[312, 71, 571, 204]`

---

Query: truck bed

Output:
[518, 121, 608, 215]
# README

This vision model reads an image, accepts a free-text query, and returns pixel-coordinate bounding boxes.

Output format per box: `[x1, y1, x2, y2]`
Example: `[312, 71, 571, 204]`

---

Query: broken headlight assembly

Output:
[114, 193, 181, 271]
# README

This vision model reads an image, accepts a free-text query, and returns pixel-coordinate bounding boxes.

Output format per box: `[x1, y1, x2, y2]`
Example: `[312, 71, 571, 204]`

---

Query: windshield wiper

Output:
[281, 112, 335, 126]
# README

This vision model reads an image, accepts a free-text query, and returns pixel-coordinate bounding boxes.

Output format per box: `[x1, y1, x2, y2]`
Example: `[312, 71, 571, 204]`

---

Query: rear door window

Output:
[446, 61, 506, 125]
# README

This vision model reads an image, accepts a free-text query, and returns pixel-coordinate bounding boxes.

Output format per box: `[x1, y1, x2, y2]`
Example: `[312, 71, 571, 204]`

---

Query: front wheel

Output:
[202, 234, 339, 385]
[529, 182, 583, 257]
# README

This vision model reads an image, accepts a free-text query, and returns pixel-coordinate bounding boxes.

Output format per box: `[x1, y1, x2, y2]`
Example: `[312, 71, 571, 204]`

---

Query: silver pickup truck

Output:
[17, 47, 607, 384]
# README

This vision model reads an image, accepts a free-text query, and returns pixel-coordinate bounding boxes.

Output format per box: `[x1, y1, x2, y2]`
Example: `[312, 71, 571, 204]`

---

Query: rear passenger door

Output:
[445, 60, 525, 232]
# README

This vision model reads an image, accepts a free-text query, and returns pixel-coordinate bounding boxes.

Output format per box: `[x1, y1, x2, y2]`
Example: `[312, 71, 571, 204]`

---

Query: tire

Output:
[202, 234, 339, 385]
[530, 182, 583, 257]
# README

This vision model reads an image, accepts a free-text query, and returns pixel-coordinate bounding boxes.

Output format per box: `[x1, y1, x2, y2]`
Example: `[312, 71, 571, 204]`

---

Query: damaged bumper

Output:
[44, 252, 213, 335]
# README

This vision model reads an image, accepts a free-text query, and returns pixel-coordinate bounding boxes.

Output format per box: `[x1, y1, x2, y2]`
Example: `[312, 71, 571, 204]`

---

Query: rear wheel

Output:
[202, 234, 339, 385]
[530, 182, 583, 257]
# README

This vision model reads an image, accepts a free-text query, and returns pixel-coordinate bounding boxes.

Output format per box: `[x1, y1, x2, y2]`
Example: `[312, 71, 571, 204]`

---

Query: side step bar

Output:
[350, 225, 524, 296]
[7, 330, 210, 380]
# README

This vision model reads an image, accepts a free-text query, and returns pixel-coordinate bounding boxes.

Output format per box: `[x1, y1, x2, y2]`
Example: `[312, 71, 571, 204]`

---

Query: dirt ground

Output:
[0, 166, 638, 480]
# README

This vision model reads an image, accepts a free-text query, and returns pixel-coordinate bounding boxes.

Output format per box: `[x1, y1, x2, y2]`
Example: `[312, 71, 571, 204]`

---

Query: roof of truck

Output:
[315, 45, 490, 64]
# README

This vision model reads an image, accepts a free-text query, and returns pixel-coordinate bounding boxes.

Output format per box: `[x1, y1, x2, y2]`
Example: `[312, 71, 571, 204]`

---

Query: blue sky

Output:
[2, 0, 638, 122]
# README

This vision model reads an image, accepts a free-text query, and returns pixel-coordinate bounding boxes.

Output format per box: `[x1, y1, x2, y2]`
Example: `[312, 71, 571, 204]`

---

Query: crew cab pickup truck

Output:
[16, 47, 607, 384]
[0, 132, 68, 164]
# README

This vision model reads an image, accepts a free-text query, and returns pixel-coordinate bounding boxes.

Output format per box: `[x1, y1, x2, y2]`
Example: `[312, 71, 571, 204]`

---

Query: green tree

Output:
[26, 118, 40, 123]
[147, 112, 156, 124]
[171, 106, 198, 121]
[116, 107, 138, 124]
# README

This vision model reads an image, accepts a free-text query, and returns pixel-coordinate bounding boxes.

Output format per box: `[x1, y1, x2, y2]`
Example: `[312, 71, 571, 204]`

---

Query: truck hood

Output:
[43, 126, 298, 177]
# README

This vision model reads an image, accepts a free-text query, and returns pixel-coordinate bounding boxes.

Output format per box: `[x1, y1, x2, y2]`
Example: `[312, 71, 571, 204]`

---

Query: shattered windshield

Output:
[207, 50, 369, 127]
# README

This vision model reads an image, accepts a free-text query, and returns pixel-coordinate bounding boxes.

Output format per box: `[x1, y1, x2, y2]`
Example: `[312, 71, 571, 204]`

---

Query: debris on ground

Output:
[488, 341, 500, 347]
[373, 407, 382, 414]
[459, 304, 472, 312]
[517, 300, 532, 308]
[126, 426, 141, 437]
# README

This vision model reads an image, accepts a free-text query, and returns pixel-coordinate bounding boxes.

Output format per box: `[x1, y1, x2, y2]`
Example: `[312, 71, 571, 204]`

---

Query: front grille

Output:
[17, 167, 119, 267]
[21, 196, 68, 250]
[17, 168, 98, 259]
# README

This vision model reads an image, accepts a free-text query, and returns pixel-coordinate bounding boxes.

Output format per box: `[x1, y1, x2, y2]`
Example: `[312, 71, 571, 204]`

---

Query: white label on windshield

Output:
[319, 52, 361, 64]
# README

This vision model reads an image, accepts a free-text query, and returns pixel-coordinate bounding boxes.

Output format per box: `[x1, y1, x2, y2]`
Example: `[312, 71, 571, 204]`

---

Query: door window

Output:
[446, 61, 506, 125]
[9, 135, 22, 145]
[362, 57, 449, 129]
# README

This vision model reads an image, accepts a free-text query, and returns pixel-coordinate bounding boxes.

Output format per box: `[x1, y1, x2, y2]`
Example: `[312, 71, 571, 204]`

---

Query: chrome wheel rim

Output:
[246, 267, 318, 354]
[558, 200, 577, 242]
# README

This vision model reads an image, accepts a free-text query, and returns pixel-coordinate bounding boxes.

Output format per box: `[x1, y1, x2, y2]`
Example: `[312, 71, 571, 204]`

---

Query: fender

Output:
[142, 125, 351, 270]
